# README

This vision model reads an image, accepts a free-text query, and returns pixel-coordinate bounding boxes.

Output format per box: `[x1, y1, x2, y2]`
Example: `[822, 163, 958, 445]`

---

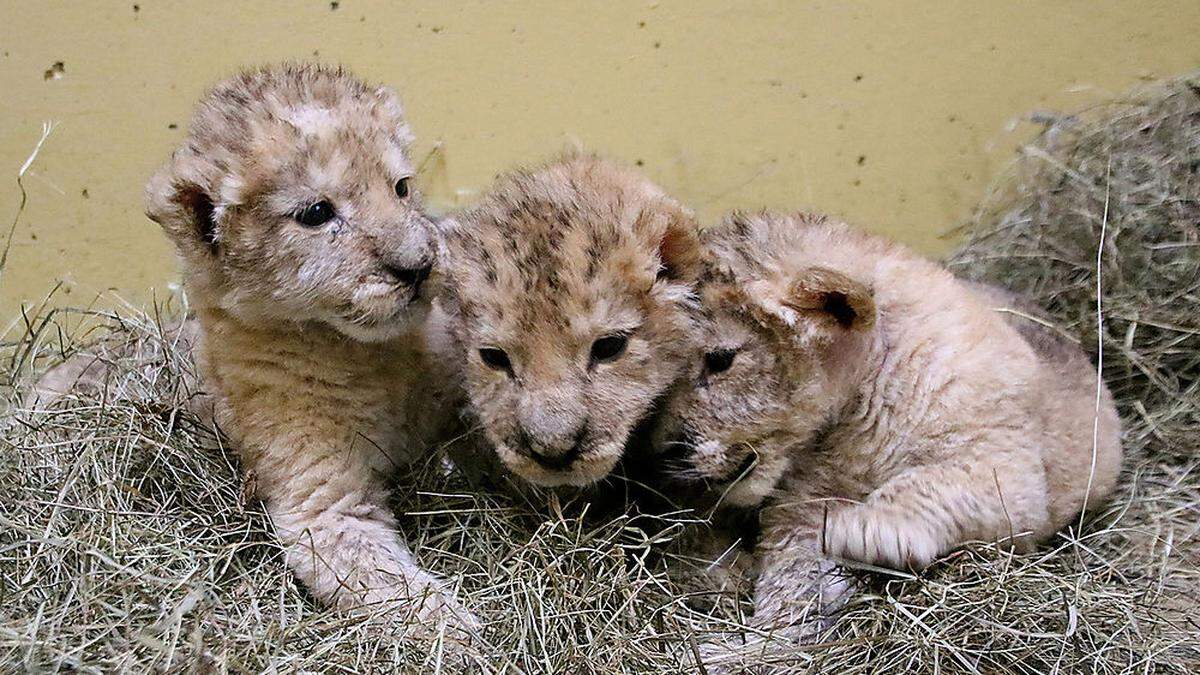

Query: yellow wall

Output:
[2, 1, 1198, 316]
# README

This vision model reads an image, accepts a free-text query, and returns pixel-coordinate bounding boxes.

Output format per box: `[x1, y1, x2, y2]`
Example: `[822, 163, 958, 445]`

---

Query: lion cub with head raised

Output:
[657, 211, 1123, 649]
[145, 64, 475, 632]
[439, 154, 701, 489]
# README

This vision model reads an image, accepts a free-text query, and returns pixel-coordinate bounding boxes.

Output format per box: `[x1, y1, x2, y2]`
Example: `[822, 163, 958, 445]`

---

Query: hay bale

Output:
[3, 73, 1199, 673]
[950, 73, 1200, 460]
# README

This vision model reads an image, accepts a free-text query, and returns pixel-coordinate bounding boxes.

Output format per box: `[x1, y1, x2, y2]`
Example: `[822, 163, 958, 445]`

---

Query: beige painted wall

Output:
[2, 0, 1198, 317]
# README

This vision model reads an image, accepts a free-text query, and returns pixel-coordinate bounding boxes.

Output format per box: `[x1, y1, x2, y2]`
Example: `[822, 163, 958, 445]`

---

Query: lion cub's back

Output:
[965, 281, 1123, 530]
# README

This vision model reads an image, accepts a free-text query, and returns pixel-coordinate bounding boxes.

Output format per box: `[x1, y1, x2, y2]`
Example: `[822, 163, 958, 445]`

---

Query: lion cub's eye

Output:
[704, 349, 737, 375]
[479, 347, 512, 373]
[295, 200, 336, 227]
[590, 334, 628, 365]
[394, 177, 411, 199]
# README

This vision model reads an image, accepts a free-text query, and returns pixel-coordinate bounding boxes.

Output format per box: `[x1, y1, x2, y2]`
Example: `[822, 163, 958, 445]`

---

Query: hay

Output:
[3, 73, 1199, 673]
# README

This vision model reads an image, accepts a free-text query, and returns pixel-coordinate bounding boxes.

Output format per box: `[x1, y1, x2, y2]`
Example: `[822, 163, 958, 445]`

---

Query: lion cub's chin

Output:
[498, 443, 623, 488]
[328, 296, 431, 343]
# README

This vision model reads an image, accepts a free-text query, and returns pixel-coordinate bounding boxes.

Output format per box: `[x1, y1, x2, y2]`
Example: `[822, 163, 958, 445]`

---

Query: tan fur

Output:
[439, 154, 702, 488]
[144, 64, 477, 633]
[656, 211, 1123, 651]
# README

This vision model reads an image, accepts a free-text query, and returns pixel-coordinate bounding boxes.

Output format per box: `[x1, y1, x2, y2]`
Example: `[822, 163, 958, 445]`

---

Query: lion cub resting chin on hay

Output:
[145, 64, 476, 633]
[439, 154, 701, 490]
[656, 211, 1123, 645]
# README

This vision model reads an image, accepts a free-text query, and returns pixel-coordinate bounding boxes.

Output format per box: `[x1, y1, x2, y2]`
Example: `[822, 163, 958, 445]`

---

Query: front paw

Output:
[359, 571, 483, 642]
[823, 504, 941, 571]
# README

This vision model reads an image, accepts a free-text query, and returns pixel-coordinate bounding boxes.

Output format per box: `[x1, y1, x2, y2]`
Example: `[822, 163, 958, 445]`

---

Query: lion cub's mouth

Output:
[715, 448, 759, 485]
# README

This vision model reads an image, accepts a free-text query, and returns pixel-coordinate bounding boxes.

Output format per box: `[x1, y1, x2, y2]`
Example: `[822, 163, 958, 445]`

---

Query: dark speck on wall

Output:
[635, 159, 644, 166]
[132, 4, 140, 12]
[854, 74, 863, 82]
[638, 21, 646, 28]
[857, 155, 866, 166]
[330, 1, 340, 10]
[81, 188, 90, 199]
[168, 123, 178, 129]
[653, 41, 661, 48]
[43, 61, 65, 81]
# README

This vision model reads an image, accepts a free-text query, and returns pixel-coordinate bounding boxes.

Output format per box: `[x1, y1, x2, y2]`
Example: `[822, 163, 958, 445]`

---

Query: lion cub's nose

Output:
[381, 263, 432, 290]
[528, 441, 583, 470]
[523, 425, 586, 470]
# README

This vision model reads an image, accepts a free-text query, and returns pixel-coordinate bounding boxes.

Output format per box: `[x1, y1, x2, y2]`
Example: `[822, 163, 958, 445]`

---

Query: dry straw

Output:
[3, 73, 1198, 673]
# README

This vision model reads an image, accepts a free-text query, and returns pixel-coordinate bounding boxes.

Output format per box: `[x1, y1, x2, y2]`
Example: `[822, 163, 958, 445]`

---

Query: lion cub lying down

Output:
[657, 211, 1123, 643]
[145, 64, 475, 632]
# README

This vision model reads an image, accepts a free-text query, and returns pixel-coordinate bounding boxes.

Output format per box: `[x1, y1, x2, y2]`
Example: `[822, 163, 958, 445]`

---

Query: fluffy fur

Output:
[439, 154, 702, 488]
[144, 64, 477, 633]
[655, 211, 1124, 655]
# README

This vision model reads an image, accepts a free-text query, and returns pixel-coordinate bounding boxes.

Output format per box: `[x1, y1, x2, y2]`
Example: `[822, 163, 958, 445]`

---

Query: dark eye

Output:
[295, 200, 335, 227]
[395, 177, 411, 199]
[590, 334, 628, 365]
[479, 347, 512, 373]
[704, 349, 737, 375]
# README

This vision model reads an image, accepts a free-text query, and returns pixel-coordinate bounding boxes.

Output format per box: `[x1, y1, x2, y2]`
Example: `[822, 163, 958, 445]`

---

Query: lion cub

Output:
[439, 154, 701, 489]
[657, 211, 1123, 642]
[145, 64, 475, 631]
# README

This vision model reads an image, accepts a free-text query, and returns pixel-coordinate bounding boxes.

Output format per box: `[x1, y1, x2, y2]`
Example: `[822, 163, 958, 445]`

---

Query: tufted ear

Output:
[746, 267, 875, 337]
[144, 151, 220, 257]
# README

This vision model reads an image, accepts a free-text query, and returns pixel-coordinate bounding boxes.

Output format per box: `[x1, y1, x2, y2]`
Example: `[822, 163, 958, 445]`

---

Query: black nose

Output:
[382, 263, 432, 289]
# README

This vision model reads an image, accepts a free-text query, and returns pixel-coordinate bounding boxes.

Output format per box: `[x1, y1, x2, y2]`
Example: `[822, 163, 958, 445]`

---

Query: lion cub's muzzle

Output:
[517, 425, 588, 471]
[379, 261, 433, 300]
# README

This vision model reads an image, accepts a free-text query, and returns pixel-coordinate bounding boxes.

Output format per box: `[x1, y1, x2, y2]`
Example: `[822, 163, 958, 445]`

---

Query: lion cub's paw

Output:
[823, 504, 943, 571]
[352, 568, 483, 643]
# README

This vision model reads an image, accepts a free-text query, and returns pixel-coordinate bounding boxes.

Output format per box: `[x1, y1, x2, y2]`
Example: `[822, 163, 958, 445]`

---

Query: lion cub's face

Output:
[655, 212, 876, 507]
[442, 156, 700, 487]
[146, 65, 435, 341]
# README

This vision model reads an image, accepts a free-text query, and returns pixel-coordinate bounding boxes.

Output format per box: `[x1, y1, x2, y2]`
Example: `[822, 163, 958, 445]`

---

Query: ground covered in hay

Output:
[2, 74, 1198, 673]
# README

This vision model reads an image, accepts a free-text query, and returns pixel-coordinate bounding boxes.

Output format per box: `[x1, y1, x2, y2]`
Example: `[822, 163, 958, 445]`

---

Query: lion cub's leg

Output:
[824, 450, 1051, 571]
[247, 422, 479, 636]
[698, 500, 853, 672]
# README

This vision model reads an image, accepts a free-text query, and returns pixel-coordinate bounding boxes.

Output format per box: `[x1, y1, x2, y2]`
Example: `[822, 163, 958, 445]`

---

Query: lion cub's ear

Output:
[782, 267, 875, 331]
[746, 267, 875, 338]
[144, 152, 221, 257]
[655, 207, 703, 283]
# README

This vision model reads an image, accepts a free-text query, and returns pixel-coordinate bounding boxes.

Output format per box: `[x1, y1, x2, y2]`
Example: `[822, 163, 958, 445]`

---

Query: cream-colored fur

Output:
[439, 154, 702, 488]
[655, 211, 1123, 657]
[144, 64, 477, 634]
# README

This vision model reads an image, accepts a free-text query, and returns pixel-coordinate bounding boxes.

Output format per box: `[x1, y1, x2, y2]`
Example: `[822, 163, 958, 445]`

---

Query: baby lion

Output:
[145, 64, 475, 632]
[657, 211, 1123, 649]
[440, 154, 701, 489]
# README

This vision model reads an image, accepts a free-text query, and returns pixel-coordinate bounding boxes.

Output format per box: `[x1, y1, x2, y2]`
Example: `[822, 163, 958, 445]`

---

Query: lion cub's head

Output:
[146, 63, 435, 341]
[655, 211, 878, 507]
[441, 154, 701, 487]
